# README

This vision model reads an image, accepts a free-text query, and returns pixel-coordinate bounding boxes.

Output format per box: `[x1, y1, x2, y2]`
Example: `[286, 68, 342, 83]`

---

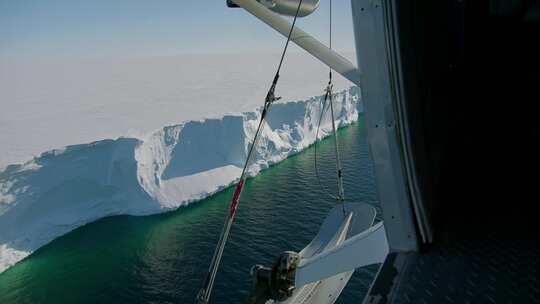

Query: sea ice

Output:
[0, 87, 360, 273]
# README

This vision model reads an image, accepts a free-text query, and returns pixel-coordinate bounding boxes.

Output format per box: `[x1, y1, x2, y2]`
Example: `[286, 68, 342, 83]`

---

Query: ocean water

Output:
[0, 115, 381, 303]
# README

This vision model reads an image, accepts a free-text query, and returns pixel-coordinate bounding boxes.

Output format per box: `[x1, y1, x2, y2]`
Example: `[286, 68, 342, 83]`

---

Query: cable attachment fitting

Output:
[265, 86, 282, 106]
[266, 74, 282, 103]
[262, 74, 282, 118]
[323, 82, 333, 102]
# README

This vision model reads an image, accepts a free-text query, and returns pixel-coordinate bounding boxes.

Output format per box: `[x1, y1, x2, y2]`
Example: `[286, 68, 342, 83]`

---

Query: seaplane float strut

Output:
[197, 2, 388, 303]
[225, 2, 388, 303]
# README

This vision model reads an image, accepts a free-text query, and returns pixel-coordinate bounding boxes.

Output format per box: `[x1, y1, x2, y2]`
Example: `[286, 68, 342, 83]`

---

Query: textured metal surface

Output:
[351, 0, 419, 253]
[367, 236, 540, 303]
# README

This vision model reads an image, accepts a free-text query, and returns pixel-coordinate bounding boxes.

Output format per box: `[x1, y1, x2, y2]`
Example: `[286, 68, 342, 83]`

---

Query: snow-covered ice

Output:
[0, 53, 356, 168]
[0, 53, 360, 272]
[0, 84, 361, 273]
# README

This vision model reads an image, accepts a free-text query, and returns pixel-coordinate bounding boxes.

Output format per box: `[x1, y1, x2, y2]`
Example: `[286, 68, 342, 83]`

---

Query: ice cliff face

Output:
[0, 87, 360, 273]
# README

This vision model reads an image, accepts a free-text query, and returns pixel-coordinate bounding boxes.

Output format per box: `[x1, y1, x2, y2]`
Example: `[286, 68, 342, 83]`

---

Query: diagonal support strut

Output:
[232, 0, 362, 86]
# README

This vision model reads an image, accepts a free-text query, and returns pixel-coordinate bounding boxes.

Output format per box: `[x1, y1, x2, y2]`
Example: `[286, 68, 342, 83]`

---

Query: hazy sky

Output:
[0, 0, 355, 59]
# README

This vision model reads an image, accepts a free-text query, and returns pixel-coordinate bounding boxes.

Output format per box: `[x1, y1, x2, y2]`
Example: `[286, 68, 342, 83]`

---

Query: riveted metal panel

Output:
[351, 0, 418, 252]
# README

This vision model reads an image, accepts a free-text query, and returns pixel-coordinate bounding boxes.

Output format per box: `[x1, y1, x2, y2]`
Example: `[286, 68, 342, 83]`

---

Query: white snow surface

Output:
[0, 53, 356, 168]
[0, 86, 360, 273]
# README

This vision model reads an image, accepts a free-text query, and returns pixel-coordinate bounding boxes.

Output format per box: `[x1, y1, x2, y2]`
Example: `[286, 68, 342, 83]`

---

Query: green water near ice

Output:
[0, 115, 381, 303]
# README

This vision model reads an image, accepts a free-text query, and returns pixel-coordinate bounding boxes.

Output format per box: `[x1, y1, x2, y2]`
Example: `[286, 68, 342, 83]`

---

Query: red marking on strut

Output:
[229, 179, 244, 217]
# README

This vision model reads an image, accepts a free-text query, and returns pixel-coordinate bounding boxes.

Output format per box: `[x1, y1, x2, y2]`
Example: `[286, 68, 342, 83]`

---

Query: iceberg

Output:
[0, 87, 360, 273]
